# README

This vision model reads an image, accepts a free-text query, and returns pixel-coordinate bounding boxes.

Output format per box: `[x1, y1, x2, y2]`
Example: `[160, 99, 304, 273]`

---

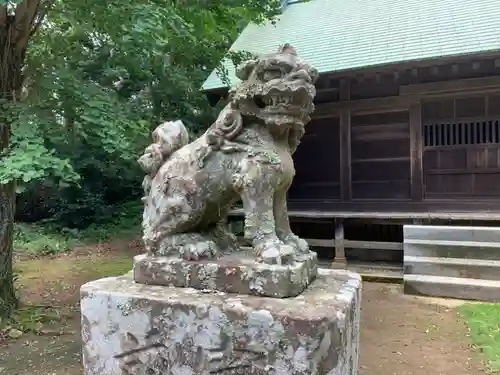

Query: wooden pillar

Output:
[409, 102, 423, 201]
[340, 110, 352, 201]
[339, 78, 352, 202]
[334, 218, 346, 266]
[335, 79, 350, 267]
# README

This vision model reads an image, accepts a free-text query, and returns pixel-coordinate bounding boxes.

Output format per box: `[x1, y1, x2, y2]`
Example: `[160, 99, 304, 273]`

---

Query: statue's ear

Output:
[236, 59, 258, 81]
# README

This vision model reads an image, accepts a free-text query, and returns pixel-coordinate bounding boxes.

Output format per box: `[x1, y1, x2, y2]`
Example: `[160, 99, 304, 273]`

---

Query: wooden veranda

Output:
[226, 54, 500, 279]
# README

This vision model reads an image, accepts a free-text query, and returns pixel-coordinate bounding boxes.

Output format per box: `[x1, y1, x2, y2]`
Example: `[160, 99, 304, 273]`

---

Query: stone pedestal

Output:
[133, 251, 318, 298]
[80, 268, 361, 375]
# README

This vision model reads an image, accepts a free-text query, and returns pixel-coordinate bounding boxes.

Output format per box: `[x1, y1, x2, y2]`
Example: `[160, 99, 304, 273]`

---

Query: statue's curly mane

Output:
[205, 105, 243, 151]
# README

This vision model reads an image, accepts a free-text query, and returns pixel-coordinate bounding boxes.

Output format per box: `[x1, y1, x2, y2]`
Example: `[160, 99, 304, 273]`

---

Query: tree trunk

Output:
[0, 179, 17, 318]
[0, 0, 42, 318]
[0, 78, 20, 318]
[0, 63, 19, 316]
[0, 53, 19, 319]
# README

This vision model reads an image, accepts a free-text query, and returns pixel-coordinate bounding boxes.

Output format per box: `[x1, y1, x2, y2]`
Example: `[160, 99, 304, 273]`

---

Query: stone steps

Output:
[403, 225, 500, 302]
[404, 274, 500, 301]
[404, 256, 500, 281]
[404, 240, 500, 260]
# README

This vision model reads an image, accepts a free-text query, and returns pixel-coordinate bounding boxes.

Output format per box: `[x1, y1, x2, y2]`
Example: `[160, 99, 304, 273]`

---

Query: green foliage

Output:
[14, 223, 72, 255]
[0, 106, 79, 193]
[1, 0, 281, 228]
[75, 200, 143, 241]
[460, 303, 500, 372]
[14, 200, 142, 255]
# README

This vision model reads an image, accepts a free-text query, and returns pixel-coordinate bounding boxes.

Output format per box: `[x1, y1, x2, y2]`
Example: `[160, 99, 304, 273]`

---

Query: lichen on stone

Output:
[117, 302, 133, 317]
[138, 44, 318, 266]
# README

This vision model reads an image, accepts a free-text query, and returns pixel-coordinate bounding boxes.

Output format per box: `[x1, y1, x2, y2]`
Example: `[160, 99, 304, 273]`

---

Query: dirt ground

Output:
[359, 284, 488, 375]
[0, 240, 490, 375]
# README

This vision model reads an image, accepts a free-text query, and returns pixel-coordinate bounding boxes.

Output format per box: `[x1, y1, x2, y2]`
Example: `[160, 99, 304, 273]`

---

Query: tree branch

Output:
[13, 0, 41, 56]
[29, 0, 55, 38]
[0, 5, 7, 29]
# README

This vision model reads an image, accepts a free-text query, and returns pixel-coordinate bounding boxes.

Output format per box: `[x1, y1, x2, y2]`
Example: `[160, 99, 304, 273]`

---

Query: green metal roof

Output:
[202, 0, 500, 91]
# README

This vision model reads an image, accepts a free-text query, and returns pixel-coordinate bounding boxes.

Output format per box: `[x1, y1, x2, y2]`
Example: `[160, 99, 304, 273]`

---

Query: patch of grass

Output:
[14, 253, 134, 316]
[15, 254, 133, 281]
[14, 223, 74, 255]
[0, 305, 64, 342]
[73, 255, 133, 279]
[460, 302, 500, 372]
[9, 306, 59, 332]
[14, 200, 142, 255]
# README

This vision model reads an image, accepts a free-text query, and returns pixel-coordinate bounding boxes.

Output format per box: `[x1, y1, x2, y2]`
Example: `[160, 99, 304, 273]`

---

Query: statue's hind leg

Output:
[153, 220, 235, 259]
[155, 233, 219, 260]
[144, 193, 220, 260]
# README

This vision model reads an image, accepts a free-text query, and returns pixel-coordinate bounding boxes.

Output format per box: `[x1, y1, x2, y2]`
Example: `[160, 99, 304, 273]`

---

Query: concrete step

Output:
[404, 225, 500, 243]
[404, 274, 500, 301]
[404, 240, 500, 260]
[404, 225, 500, 260]
[404, 256, 500, 280]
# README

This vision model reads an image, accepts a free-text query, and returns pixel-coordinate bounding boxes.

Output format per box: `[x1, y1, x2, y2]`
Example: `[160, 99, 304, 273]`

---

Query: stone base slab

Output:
[404, 274, 500, 301]
[133, 251, 318, 298]
[81, 269, 361, 375]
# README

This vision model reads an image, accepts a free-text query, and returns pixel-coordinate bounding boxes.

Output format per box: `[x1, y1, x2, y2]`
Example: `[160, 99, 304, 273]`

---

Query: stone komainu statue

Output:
[137, 44, 318, 264]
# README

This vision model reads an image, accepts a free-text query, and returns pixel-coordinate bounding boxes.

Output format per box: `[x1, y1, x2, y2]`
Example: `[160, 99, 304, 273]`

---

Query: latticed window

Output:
[422, 94, 500, 197]
[424, 119, 500, 147]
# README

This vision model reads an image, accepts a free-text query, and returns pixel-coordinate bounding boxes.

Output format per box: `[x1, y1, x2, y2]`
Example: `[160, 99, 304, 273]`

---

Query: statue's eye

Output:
[263, 69, 283, 81]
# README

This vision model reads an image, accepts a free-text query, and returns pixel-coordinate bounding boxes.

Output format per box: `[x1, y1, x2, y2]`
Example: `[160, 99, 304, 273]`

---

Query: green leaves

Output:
[0, 109, 79, 191]
[1, 0, 280, 225]
[25, 0, 281, 127]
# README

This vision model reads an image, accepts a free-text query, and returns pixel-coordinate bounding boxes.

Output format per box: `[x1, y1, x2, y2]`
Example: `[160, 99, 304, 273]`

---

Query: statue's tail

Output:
[152, 119, 189, 160]
[138, 119, 190, 207]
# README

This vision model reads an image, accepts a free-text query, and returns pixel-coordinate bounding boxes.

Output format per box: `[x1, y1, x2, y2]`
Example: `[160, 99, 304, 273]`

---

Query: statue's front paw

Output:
[282, 234, 310, 254]
[254, 238, 294, 265]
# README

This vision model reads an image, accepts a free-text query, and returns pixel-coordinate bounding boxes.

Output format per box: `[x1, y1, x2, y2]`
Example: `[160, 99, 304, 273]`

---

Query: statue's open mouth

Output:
[258, 77, 316, 117]
[263, 94, 310, 108]
[258, 87, 315, 119]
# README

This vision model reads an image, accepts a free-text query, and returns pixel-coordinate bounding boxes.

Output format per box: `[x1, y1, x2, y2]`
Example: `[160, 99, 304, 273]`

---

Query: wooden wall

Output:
[288, 117, 341, 200]
[422, 93, 500, 197]
[288, 55, 500, 212]
[350, 111, 410, 199]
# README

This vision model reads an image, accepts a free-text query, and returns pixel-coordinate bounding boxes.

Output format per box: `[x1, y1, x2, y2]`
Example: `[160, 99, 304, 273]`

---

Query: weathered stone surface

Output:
[138, 44, 319, 264]
[133, 251, 318, 298]
[81, 268, 361, 375]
